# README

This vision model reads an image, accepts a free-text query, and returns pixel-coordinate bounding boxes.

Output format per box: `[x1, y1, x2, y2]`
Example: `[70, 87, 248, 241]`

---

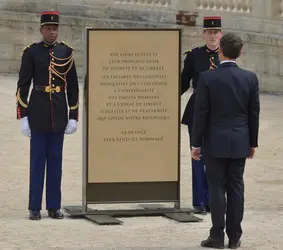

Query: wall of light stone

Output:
[0, 0, 283, 93]
[178, 0, 283, 93]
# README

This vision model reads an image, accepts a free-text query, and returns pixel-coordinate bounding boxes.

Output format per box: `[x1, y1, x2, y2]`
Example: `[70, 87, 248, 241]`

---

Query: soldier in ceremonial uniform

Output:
[181, 16, 223, 215]
[16, 11, 79, 220]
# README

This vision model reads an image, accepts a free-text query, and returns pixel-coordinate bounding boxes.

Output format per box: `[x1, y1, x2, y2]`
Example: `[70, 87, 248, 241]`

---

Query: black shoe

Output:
[29, 210, 41, 220]
[201, 237, 224, 249]
[228, 240, 241, 249]
[194, 206, 207, 215]
[47, 209, 64, 219]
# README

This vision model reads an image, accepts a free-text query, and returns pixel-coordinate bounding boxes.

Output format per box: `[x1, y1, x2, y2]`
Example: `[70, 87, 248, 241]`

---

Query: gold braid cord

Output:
[209, 57, 218, 70]
[16, 88, 28, 108]
[49, 51, 78, 110]
[16, 42, 36, 108]
[49, 52, 74, 83]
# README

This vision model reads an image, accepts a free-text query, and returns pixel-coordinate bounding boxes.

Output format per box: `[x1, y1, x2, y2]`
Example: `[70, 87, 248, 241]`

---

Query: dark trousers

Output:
[188, 126, 209, 207]
[28, 131, 65, 211]
[205, 157, 246, 242]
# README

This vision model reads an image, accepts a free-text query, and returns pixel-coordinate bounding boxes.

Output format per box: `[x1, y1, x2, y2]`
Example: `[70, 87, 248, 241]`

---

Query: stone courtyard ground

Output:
[0, 74, 282, 249]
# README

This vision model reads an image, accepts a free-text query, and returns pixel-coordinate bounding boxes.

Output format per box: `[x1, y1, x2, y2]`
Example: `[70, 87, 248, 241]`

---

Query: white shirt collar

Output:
[220, 60, 237, 64]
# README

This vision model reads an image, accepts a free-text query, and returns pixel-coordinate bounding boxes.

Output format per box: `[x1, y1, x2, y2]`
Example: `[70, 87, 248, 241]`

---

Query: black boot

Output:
[47, 209, 64, 219]
[194, 206, 207, 215]
[29, 210, 41, 220]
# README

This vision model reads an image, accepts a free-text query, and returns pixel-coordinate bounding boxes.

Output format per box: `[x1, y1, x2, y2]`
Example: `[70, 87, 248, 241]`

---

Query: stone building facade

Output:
[0, 0, 283, 93]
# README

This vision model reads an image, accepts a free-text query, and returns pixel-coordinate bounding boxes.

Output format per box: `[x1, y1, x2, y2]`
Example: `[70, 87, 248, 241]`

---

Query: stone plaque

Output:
[85, 28, 181, 202]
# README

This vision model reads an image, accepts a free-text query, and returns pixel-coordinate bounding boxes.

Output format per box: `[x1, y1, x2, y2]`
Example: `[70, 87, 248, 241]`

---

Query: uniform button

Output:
[52, 58, 54, 61]
[212, 56, 214, 59]
[52, 78, 55, 80]
[52, 84, 55, 87]
[52, 91, 54, 93]
[52, 52, 54, 54]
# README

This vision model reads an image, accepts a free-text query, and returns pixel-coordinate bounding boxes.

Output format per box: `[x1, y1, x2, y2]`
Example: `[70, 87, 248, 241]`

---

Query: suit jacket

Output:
[191, 62, 260, 159]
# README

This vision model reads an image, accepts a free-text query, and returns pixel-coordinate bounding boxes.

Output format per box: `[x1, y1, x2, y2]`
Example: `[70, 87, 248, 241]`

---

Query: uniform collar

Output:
[204, 45, 219, 54]
[42, 40, 57, 48]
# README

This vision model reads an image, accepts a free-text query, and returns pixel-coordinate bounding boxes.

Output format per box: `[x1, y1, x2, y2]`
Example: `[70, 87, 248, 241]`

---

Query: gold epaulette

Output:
[183, 46, 198, 55]
[61, 41, 74, 50]
[21, 42, 36, 52]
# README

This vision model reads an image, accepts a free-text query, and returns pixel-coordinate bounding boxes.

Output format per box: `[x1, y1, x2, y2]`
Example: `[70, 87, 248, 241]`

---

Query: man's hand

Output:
[21, 117, 31, 137]
[65, 119, 77, 134]
[191, 147, 201, 161]
[248, 147, 256, 159]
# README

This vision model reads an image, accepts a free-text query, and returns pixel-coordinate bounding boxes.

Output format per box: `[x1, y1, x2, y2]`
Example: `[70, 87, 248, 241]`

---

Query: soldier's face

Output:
[203, 29, 222, 48]
[40, 25, 58, 43]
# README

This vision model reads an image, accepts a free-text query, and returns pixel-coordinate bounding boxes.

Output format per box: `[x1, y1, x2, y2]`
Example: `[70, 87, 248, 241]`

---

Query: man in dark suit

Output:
[191, 32, 260, 249]
[181, 16, 223, 215]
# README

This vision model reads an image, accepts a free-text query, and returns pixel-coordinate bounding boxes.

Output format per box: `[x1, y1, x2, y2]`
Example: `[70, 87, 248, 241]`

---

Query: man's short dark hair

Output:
[220, 32, 243, 59]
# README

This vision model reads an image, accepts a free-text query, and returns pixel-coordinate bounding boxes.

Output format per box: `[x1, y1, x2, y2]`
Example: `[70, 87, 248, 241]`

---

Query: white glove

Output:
[21, 116, 31, 137]
[65, 119, 77, 134]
